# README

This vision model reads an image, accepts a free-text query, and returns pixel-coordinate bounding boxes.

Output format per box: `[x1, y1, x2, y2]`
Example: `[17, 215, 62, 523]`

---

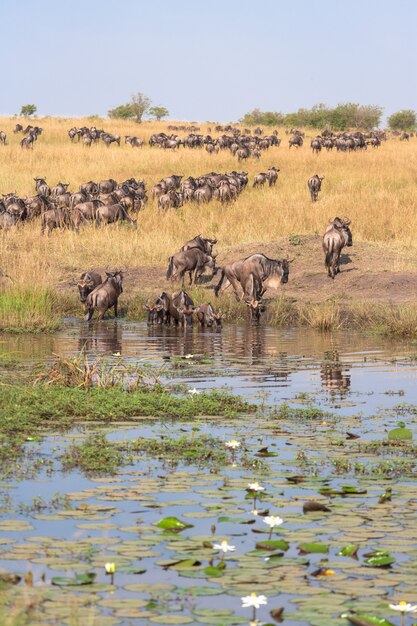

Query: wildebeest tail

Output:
[325, 251, 332, 268]
[166, 256, 174, 280]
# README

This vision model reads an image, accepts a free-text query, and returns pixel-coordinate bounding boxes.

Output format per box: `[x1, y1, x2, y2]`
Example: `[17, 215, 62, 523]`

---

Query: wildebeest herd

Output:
[78, 216, 352, 324]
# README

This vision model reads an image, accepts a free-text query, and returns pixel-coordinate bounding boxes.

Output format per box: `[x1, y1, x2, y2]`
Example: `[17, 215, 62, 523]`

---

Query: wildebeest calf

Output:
[77, 271, 102, 310]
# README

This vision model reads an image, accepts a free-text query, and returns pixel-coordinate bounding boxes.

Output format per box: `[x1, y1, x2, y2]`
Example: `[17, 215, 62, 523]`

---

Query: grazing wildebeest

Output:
[0, 131, 7, 145]
[195, 303, 223, 328]
[215, 253, 290, 300]
[308, 175, 324, 202]
[323, 217, 352, 279]
[180, 235, 217, 256]
[166, 249, 216, 286]
[77, 271, 102, 309]
[158, 190, 183, 211]
[253, 173, 268, 188]
[85, 271, 123, 321]
[125, 136, 143, 148]
[95, 204, 136, 226]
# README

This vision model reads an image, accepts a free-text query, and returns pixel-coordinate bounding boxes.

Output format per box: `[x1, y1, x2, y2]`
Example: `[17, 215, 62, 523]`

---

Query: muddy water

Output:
[2, 319, 417, 413]
[2, 321, 417, 626]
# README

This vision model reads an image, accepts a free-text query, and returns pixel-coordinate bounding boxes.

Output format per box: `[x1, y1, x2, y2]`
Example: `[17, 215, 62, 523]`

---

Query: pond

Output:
[1, 320, 417, 626]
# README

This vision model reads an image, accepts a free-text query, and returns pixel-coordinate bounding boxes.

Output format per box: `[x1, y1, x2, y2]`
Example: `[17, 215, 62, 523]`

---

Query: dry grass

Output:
[1, 116, 417, 332]
[1, 116, 417, 283]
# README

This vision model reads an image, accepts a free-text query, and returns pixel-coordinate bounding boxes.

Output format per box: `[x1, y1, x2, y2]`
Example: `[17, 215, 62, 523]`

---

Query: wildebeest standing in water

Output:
[308, 175, 324, 202]
[77, 271, 102, 311]
[85, 271, 123, 321]
[323, 217, 352, 279]
[195, 303, 224, 328]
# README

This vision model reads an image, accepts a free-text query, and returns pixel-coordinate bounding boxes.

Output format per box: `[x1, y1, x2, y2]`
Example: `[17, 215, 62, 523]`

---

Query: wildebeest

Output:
[77, 271, 103, 309]
[95, 204, 136, 226]
[267, 166, 280, 186]
[253, 173, 268, 188]
[195, 303, 223, 328]
[41, 207, 70, 235]
[51, 182, 69, 197]
[14, 124, 23, 133]
[20, 133, 36, 149]
[215, 253, 291, 301]
[180, 235, 217, 256]
[0, 131, 7, 145]
[323, 217, 352, 279]
[166, 249, 216, 286]
[171, 290, 195, 326]
[85, 271, 123, 321]
[289, 134, 303, 148]
[98, 179, 117, 194]
[308, 175, 324, 202]
[125, 136, 143, 148]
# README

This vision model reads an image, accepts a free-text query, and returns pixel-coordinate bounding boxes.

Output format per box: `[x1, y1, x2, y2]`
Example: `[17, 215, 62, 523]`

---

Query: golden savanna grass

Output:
[1, 116, 417, 332]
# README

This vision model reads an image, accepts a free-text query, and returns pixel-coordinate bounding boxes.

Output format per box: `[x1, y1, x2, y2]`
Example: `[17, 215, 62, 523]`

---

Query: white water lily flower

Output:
[225, 440, 241, 449]
[188, 388, 201, 395]
[247, 482, 265, 492]
[213, 540, 236, 553]
[241, 592, 268, 609]
[389, 602, 417, 613]
[263, 515, 284, 528]
[104, 562, 115, 574]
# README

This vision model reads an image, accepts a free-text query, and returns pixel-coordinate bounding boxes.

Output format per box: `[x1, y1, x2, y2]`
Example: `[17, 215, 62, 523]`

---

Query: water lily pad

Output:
[388, 427, 412, 441]
[337, 544, 359, 558]
[148, 616, 195, 624]
[156, 517, 194, 531]
[298, 542, 329, 554]
[51, 572, 96, 586]
[345, 616, 395, 626]
[255, 539, 289, 551]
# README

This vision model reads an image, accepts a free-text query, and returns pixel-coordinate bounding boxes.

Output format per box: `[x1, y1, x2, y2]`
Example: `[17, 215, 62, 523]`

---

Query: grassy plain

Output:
[1, 116, 417, 333]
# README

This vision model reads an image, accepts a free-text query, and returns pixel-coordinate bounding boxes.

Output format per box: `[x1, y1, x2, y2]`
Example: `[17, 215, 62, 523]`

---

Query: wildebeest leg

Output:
[86, 308, 94, 321]
[229, 276, 243, 301]
[114, 301, 118, 317]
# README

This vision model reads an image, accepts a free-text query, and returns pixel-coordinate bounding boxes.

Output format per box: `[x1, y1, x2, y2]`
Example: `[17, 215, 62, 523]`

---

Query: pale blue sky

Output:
[1, 0, 416, 122]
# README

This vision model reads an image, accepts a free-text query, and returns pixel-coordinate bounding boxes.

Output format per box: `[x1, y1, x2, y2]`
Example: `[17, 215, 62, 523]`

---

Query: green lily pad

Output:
[156, 517, 193, 532]
[365, 556, 396, 567]
[148, 616, 194, 624]
[255, 539, 289, 551]
[204, 564, 225, 577]
[298, 542, 329, 554]
[51, 572, 96, 586]
[336, 544, 359, 558]
[388, 427, 412, 441]
[345, 616, 395, 626]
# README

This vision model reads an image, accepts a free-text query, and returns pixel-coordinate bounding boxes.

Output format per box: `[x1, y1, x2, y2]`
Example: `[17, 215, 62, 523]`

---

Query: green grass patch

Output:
[0, 384, 255, 436]
[0, 287, 60, 333]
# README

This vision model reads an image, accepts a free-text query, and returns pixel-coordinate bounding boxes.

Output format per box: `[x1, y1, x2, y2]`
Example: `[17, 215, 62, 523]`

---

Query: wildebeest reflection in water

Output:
[320, 350, 351, 398]
[146, 324, 224, 360]
[78, 320, 122, 355]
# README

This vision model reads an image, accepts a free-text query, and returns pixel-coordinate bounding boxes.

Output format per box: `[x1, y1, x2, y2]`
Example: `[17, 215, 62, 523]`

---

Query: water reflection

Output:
[320, 350, 351, 398]
[1, 319, 416, 413]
